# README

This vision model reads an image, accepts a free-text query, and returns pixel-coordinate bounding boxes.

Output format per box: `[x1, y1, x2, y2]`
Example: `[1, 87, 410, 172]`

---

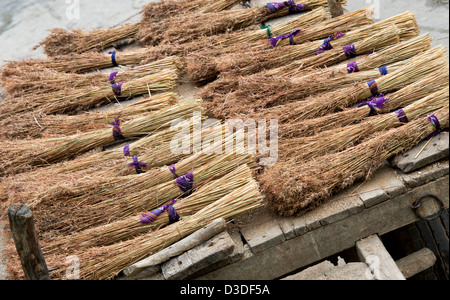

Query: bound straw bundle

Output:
[42, 164, 255, 254]
[187, 6, 374, 84]
[278, 87, 449, 162]
[41, 178, 263, 280]
[0, 56, 182, 100]
[36, 0, 242, 56]
[0, 99, 203, 177]
[202, 34, 432, 118]
[32, 135, 257, 235]
[253, 47, 447, 124]
[260, 106, 449, 217]
[0, 92, 179, 140]
[0, 68, 179, 117]
[278, 67, 450, 139]
[137, 0, 333, 46]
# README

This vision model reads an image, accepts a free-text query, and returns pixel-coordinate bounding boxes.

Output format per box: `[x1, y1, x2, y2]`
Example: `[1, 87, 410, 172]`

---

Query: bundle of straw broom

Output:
[278, 67, 450, 139]
[0, 98, 203, 177]
[202, 34, 432, 118]
[41, 164, 255, 254]
[278, 87, 449, 162]
[0, 92, 180, 140]
[36, 0, 243, 56]
[252, 47, 448, 123]
[260, 106, 449, 217]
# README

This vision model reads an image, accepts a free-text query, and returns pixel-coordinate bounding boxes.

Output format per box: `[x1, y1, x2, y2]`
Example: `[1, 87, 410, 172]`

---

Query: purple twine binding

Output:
[108, 50, 118, 67]
[268, 28, 301, 48]
[347, 61, 360, 73]
[109, 72, 123, 96]
[176, 172, 194, 193]
[379, 66, 388, 76]
[266, 1, 307, 13]
[123, 145, 130, 157]
[396, 109, 409, 124]
[358, 94, 389, 115]
[343, 43, 357, 58]
[426, 114, 449, 139]
[129, 156, 147, 174]
[140, 199, 180, 224]
[169, 164, 178, 179]
[111, 117, 125, 141]
[316, 31, 345, 55]
[367, 80, 379, 96]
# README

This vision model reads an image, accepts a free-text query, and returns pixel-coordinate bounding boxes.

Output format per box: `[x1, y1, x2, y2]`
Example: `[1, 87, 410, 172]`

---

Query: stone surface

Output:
[391, 133, 449, 174]
[283, 260, 372, 280]
[161, 231, 235, 280]
[399, 160, 449, 189]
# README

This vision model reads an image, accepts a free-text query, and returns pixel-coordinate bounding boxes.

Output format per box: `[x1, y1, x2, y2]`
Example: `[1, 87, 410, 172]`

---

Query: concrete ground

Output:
[0, 0, 448, 280]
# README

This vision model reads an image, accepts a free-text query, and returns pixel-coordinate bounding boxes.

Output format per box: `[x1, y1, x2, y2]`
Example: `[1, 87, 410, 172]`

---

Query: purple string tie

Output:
[379, 66, 388, 76]
[111, 117, 125, 141]
[347, 61, 360, 73]
[176, 172, 194, 193]
[169, 164, 178, 179]
[343, 43, 357, 58]
[268, 28, 301, 48]
[426, 114, 449, 139]
[396, 109, 409, 124]
[367, 80, 379, 96]
[358, 94, 389, 115]
[108, 50, 118, 67]
[123, 145, 130, 157]
[129, 156, 147, 174]
[140, 199, 180, 224]
[109, 72, 123, 97]
[316, 31, 345, 55]
[266, 0, 307, 13]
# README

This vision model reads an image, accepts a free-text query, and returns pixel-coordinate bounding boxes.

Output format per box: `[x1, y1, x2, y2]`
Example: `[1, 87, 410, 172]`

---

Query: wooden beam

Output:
[8, 204, 50, 280]
[396, 248, 436, 279]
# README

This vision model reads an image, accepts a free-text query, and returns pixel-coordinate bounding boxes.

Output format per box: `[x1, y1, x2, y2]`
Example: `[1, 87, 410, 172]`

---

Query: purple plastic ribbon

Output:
[176, 172, 194, 193]
[426, 114, 449, 139]
[266, 0, 307, 13]
[140, 199, 180, 224]
[347, 61, 360, 73]
[169, 164, 178, 179]
[108, 50, 118, 67]
[268, 29, 301, 48]
[129, 156, 147, 174]
[124, 145, 130, 157]
[367, 80, 379, 96]
[358, 94, 389, 114]
[316, 31, 346, 55]
[111, 117, 125, 141]
[109, 72, 123, 96]
[396, 109, 409, 123]
[343, 43, 357, 58]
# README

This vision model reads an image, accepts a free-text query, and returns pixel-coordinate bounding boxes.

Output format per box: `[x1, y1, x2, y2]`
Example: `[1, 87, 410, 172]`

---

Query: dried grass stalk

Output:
[0, 99, 203, 177]
[253, 47, 448, 123]
[278, 67, 450, 138]
[41, 164, 255, 254]
[260, 106, 449, 217]
[278, 87, 449, 162]
[0, 68, 179, 117]
[42, 178, 263, 280]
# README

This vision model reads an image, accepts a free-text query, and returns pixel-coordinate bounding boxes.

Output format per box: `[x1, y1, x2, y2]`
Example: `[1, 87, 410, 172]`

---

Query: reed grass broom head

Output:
[261, 106, 449, 217]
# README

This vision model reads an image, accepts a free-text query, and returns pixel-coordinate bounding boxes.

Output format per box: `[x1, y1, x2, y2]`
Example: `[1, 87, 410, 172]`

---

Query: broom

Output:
[0, 56, 182, 100]
[188, 9, 418, 84]
[5, 8, 331, 75]
[32, 135, 257, 235]
[278, 67, 450, 139]
[260, 106, 449, 217]
[0, 92, 180, 140]
[41, 164, 255, 254]
[0, 98, 203, 177]
[41, 178, 263, 280]
[0, 68, 179, 117]
[36, 0, 243, 56]
[278, 87, 449, 162]
[253, 47, 448, 124]
[203, 34, 432, 119]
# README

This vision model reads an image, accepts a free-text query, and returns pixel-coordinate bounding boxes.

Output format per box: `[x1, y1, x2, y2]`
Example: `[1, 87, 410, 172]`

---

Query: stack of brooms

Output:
[1, 0, 449, 281]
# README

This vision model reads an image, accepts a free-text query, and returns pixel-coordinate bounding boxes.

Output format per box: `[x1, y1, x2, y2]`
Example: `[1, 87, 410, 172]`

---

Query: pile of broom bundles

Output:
[0, 99, 203, 177]
[202, 34, 432, 119]
[5, 7, 332, 75]
[260, 106, 449, 217]
[35, 0, 244, 56]
[187, 10, 417, 84]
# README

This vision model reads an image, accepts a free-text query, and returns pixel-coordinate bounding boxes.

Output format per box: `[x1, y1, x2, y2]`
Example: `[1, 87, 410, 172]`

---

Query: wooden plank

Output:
[8, 204, 50, 280]
[396, 248, 436, 279]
